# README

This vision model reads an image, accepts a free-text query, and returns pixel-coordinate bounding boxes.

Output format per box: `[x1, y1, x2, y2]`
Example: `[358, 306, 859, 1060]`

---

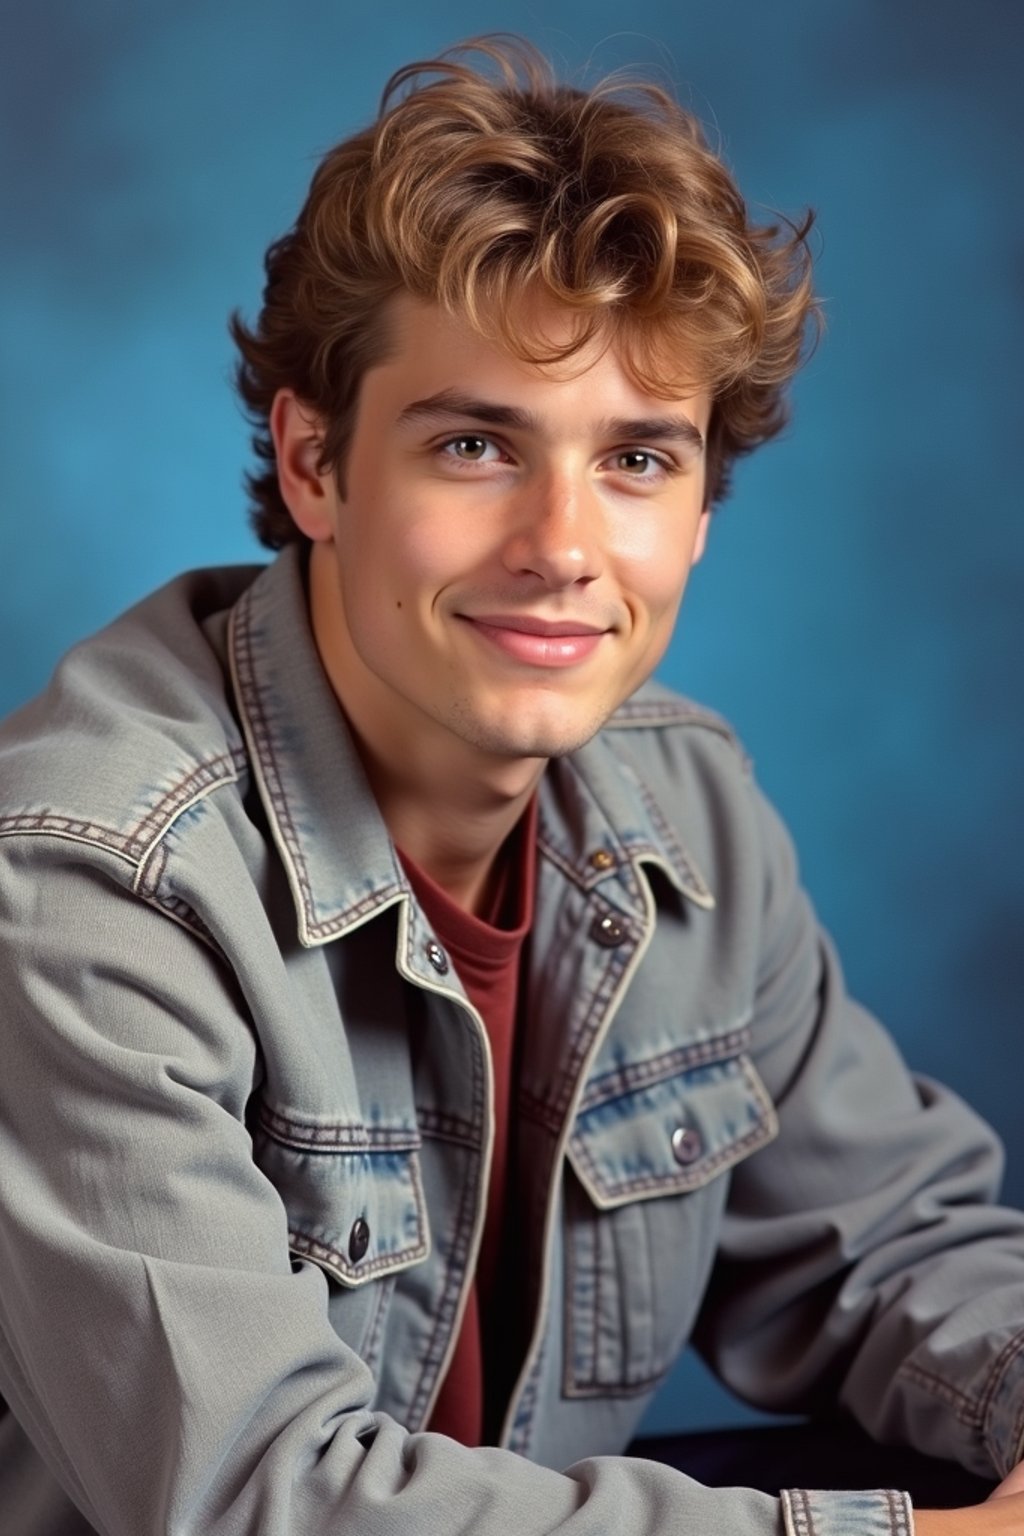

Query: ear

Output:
[691, 508, 711, 565]
[269, 389, 336, 541]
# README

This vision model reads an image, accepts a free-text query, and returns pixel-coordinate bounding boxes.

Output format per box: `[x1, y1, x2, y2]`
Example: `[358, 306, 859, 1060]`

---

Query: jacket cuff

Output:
[781, 1489, 912, 1536]
[982, 1331, 1024, 1475]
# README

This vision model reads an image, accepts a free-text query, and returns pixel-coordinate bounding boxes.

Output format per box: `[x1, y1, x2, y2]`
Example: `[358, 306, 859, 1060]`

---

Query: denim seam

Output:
[978, 1327, 1024, 1420]
[896, 1361, 981, 1427]
[288, 1223, 427, 1284]
[569, 1111, 774, 1202]
[282, 1143, 429, 1284]
[258, 1108, 420, 1153]
[361, 1275, 394, 1376]
[634, 775, 714, 905]
[131, 750, 247, 874]
[415, 1107, 478, 1148]
[516, 937, 637, 1136]
[606, 697, 736, 732]
[562, 1190, 591, 1392]
[408, 1017, 486, 1427]
[231, 588, 319, 923]
[507, 1333, 547, 1456]
[544, 920, 639, 1125]
[0, 817, 139, 860]
[150, 892, 220, 949]
[578, 1026, 754, 1108]
[537, 821, 678, 905]
[976, 1327, 1024, 1467]
[563, 1221, 672, 1397]
[0, 745, 244, 867]
[887, 1488, 912, 1536]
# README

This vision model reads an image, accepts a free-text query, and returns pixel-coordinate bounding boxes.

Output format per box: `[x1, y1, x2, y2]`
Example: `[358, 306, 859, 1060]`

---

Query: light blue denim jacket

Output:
[1, 549, 1022, 1536]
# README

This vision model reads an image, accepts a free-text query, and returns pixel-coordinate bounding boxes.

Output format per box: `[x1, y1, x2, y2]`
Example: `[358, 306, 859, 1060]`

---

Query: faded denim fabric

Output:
[0, 547, 1021, 1536]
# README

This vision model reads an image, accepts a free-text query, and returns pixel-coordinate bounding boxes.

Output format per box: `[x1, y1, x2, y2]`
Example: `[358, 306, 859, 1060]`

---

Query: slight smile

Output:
[458, 614, 611, 667]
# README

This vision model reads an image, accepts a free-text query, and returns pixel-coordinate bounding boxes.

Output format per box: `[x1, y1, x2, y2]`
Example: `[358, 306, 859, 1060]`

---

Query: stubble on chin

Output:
[444, 696, 614, 762]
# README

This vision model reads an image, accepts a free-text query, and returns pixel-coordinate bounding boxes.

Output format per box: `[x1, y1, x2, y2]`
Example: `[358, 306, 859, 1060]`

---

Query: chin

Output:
[448, 703, 608, 762]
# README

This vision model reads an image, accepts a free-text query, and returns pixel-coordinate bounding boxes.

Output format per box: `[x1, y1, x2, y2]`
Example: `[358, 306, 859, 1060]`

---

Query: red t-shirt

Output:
[398, 800, 537, 1445]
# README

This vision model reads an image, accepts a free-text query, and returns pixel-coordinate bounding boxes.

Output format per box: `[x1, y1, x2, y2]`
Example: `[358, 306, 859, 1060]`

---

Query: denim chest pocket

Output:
[252, 1105, 430, 1288]
[562, 1027, 777, 1396]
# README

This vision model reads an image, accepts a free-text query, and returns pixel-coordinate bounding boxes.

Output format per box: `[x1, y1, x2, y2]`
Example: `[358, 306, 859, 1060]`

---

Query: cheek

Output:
[614, 527, 698, 618]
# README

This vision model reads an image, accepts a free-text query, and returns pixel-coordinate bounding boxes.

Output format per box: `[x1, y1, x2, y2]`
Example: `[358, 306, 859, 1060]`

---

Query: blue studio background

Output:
[2, 2, 1022, 1435]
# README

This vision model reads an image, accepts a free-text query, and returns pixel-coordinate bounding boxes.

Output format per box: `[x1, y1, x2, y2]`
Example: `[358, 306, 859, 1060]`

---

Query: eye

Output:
[612, 449, 667, 477]
[439, 434, 504, 464]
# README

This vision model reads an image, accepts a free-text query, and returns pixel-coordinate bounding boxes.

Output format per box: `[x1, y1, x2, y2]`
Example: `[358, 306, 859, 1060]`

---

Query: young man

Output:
[0, 37, 1021, 1536]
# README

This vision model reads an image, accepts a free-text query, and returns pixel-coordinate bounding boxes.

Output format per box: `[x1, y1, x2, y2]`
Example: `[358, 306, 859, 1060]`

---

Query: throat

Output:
[396, 790, 539, 920]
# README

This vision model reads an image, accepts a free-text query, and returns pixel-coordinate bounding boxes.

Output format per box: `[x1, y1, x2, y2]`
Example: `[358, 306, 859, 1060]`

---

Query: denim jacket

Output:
[1, 548, 1022, 1536]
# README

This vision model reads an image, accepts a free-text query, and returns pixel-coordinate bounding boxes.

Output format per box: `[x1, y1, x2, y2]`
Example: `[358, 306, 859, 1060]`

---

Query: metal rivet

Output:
[589, 848, 615, 872]
[589, 912, 626, 948]
[424, 939, 449, 974]
[348, 1217, 370, 1263]
[671, 1125, 703, 1166]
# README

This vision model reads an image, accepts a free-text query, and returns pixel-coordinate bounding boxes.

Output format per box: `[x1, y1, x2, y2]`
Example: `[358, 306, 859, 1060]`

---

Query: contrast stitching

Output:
[578, 1027, 753, 1110]
[569, 1106, 774, 1201]
[232, 591, 318, 929]
[287, 1148, 428, 1284]
[0, 750, 247, 873]
[409, 1020, 486, 1425]
[361, 1276, 393, 1376]
[887, 1488, 912, 1536]
[898, 1362, 981, 1427]
[633, 775, 712, 903]
[300, 882, 407, 943]
[545, 920, 638, 1124]
[288, 1225, 426, 1283]
[415, 1107, 478, 1148]
[792, 1488, 815, 1536]
[979, 1329, 1024, 1432]
[129, 749, 247, 854]
[536, 819, 657, 901]
[562, 1189, 588, 1394]
[258, 1107, 420, 1153]
[0, 813, 137, 857]
[607, 697, 736, 732]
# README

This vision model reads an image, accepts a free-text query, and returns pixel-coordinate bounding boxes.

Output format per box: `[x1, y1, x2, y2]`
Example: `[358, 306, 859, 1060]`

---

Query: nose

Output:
[501, 470, 604, 589]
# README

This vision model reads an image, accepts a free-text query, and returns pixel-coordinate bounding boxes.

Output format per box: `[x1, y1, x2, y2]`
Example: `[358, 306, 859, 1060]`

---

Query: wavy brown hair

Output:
[232, 37, 819, 549]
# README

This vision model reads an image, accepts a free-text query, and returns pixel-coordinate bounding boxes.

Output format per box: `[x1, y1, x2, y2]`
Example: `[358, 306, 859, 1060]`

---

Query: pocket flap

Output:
[567, 1030, 778, 1210]
[254, 1107, 430, 1287]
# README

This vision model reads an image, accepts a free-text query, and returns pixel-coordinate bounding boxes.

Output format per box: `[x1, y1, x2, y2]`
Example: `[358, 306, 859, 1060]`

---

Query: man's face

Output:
[285, 296, 711, 774]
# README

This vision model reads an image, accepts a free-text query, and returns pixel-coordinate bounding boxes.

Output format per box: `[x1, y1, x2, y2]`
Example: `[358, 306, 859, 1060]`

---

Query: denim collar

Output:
[229, 548, 713, 948]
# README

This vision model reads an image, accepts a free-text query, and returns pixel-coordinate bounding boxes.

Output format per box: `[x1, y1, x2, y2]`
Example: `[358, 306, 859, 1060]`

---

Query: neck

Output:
[386, 771, 537, 918]
[306, 545, 544, 915]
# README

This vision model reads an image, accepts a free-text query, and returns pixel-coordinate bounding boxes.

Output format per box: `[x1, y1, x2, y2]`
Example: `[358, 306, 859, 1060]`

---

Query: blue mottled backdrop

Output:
[2, 1, 1022, 1433]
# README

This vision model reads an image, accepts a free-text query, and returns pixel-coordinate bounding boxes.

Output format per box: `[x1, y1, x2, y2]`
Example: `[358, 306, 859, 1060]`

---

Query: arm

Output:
[692, 774, 1024, 1484]
[0, 845, 790, 1536]
[917, 1473, 1024, 1535]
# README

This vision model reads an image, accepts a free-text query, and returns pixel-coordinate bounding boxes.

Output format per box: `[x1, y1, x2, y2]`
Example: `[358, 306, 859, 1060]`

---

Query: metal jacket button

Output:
[589, 848, 615, 871]
[348, 1217, 370, 1263]
[424, 939, 449, 974]
[671, 1125, 703, 1166]
[589, 912, 627, 948]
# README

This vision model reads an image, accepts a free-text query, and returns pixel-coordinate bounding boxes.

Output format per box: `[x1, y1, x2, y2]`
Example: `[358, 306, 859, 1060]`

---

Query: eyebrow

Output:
[396, 389, 705, 452]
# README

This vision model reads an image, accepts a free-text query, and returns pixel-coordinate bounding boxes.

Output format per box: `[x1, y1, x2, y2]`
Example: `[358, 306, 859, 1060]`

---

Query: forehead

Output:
[369, 292, 711, 426]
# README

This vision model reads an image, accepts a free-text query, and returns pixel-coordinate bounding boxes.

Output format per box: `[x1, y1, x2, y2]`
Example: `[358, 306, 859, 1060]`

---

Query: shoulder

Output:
[602, 676, 752, 793]
[0, 564, 264, 874]
[593, 678, 793, 907]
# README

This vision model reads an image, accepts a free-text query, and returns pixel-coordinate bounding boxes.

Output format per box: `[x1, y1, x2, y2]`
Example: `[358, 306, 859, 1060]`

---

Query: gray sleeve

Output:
[0, 840, 905, 1536]
[693, 777, 1024, 1481]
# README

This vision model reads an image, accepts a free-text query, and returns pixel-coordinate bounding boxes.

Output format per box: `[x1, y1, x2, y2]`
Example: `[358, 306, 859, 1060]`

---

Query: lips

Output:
[458, 613, 609, 667]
